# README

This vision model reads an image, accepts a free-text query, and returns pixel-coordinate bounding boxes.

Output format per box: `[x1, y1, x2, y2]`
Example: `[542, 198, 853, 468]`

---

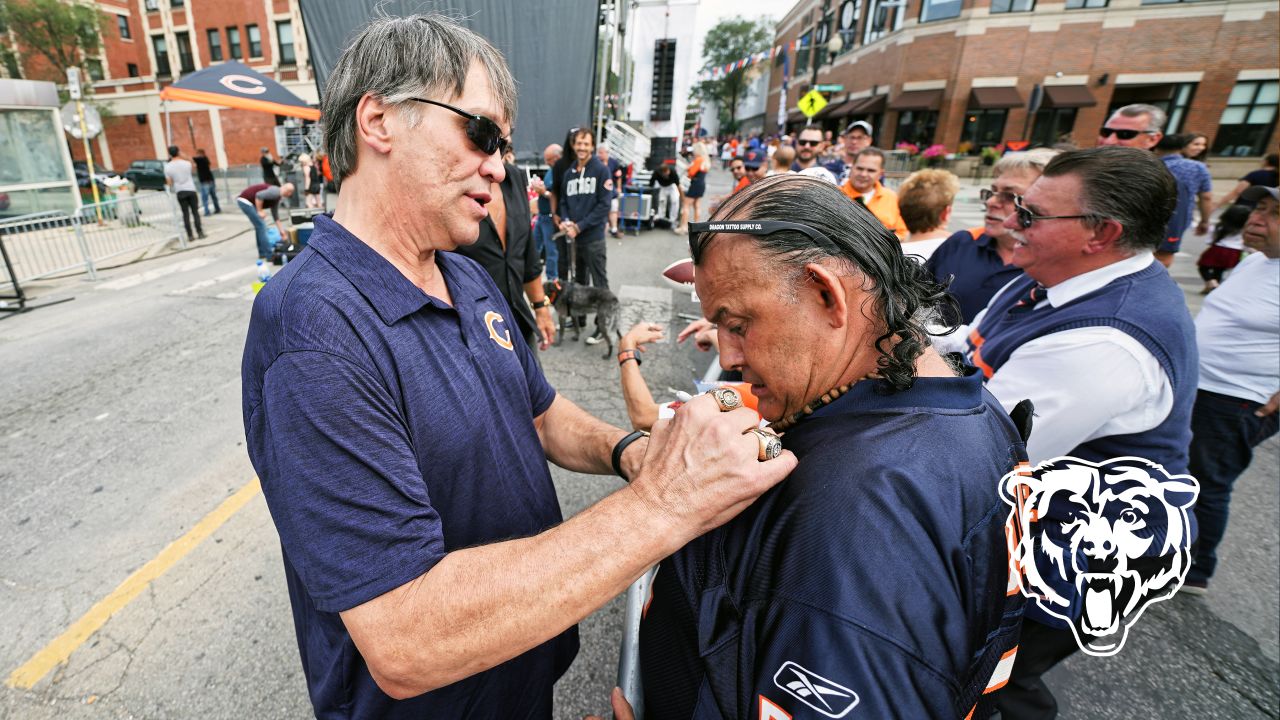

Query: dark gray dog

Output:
[544, 279, 620, 359]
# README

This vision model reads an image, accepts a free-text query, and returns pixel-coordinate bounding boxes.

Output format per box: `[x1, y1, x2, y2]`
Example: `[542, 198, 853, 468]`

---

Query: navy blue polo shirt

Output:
[640, 369, 1026, 719]
[925, 228, 1024, 325]
[241, 215, 577, 719]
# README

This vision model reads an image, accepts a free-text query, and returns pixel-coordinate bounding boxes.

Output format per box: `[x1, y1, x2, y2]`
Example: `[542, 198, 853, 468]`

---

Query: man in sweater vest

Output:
[953, 147, 1197, 719]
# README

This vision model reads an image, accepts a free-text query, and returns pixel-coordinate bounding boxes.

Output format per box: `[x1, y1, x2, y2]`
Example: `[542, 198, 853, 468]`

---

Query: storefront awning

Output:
[888, 89, 943, 111]
[968, 86, 1023, 109]
[815, 99, 851, 119]
[1043, 85, 1098, 108]
[787, 109, 807, 124]
[844, 94, 887, 116]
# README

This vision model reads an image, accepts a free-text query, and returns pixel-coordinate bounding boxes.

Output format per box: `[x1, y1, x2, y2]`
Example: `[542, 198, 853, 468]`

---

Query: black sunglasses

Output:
[980, 188, 1018, 204]
[688, 220, 838, 253]
[410, 98, 511, 156]
[1098, 126, 1156, 141]
[797, 139, 822, 147]
[1012, 195, 1096, 229]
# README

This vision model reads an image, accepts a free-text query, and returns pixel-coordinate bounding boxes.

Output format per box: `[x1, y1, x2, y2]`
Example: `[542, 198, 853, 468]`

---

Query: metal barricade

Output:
[0, 189, 183, 286]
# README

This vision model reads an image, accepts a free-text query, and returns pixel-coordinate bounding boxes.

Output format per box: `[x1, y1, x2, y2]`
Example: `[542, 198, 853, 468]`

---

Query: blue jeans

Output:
[199, 180, 221, 215]
[238, 198, 273, 258]
[1186, 389, 1279, 584]
[534, 214, 559, 280]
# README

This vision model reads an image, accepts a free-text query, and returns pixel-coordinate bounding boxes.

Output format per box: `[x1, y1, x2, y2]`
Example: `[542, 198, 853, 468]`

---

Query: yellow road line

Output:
[5, 478, 262, 690]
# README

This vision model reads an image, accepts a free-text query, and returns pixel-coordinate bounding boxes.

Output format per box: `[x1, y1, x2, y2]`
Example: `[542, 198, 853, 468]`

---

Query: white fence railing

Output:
[0, 190, 184, 287]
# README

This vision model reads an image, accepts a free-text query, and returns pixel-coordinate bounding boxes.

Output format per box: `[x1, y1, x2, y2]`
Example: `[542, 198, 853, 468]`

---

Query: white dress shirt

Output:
[936, 252, 1173, 464]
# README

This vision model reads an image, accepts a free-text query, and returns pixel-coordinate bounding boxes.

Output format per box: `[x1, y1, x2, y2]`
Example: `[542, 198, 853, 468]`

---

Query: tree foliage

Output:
[0, 0, 106, 82]
[693, 18, 774, 133]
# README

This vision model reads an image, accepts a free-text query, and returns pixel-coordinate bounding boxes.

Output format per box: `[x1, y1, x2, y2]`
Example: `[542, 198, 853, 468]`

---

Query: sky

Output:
[691, 0, 786, 65]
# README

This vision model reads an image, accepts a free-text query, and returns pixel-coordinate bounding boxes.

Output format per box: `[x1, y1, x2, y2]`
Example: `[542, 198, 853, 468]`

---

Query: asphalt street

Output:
[0, 167, 1275, 719]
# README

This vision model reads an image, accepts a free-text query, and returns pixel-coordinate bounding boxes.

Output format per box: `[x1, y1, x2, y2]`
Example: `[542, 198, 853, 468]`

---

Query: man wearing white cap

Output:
[827, 120, 875, 184]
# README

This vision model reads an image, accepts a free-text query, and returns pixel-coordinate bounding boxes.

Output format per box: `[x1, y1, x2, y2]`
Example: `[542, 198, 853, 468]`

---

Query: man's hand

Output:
[1195, 220, 1210, 235]
[585, 687, 634, 720]
[629, 392, 796, 538]
[621, 322, 665, 352]
[535, 306, 556, 350]
[565, 222, 579, 239]
[530, 177, 546, 196]
[1257, 392, 1279, 418]
[678, 318, 718, 352]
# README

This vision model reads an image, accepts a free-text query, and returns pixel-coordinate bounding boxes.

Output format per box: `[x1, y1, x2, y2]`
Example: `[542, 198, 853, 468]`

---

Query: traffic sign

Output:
[798, 89, 828, 118]
[61, 102, 102, 139]
[815, 84, 845, 92]
[66, 67, 82, 100]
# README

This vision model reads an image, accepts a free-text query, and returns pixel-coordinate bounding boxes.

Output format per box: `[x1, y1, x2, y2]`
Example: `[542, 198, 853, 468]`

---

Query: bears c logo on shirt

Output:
[484, 310, 513, 351]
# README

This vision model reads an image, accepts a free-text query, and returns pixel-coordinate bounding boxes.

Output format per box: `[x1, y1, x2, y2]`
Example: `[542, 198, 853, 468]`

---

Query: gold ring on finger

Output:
[745, 428, 783, 461]
[709, 387, 743, 413]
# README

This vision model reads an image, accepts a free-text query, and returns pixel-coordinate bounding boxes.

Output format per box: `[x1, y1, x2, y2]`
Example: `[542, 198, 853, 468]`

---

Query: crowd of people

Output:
[236, 12, 1278, 720]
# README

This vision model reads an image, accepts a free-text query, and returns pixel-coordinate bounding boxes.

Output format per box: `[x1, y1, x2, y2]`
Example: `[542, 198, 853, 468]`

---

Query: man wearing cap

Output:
[840, 147, 907, 239]
[736, 149, 765, 192]
[1183, 184, 1279, 594]
[826, 120, 875, 184]
[938, 147, 1197, 718]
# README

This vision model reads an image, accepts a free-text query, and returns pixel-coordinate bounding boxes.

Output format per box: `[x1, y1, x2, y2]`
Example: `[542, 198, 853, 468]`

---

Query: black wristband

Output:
[611, 430, 649, 481]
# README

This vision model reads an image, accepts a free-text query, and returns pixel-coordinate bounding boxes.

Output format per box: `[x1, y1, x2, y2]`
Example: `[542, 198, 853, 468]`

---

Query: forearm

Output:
[619, 360, 659, 431]
[523, 278, 543, 303]
[538, 393, 634, 475]
[343, 487, 682, 698]
[1197, 193, 1213, 223]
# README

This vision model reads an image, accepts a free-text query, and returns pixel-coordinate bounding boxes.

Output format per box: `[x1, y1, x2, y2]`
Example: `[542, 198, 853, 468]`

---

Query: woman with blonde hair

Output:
[895, 168, 960, 262]
[298, 153, 323, 209]
[677, 142, 710, 234]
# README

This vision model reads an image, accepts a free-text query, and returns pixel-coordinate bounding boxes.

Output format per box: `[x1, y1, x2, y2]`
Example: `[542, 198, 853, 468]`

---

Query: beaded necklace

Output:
[768, 373, 877, 433]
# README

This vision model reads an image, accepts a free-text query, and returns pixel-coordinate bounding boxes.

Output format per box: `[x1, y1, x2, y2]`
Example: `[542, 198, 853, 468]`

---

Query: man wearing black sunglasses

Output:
[937, 147, 1198, 719]
[789, 126, 825, 171]
[241, 14, 795, 719]
[1096, 103, 1164, 151]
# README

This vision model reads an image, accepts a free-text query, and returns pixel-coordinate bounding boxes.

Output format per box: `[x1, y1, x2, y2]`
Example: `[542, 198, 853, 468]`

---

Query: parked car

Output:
[124, 159, 167, 191]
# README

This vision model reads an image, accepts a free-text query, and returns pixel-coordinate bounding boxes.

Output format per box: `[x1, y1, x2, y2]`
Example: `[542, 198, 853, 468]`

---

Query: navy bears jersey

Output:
[640, 368, 1026, 719]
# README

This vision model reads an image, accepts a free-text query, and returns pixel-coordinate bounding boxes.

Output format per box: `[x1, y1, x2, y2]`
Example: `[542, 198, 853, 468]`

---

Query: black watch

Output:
[531, 297, 551, 309]
[611, 430, 649, 481]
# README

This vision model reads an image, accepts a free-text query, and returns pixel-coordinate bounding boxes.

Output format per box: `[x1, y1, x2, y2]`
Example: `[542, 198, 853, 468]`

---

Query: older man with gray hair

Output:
[240, 14, 794, 718]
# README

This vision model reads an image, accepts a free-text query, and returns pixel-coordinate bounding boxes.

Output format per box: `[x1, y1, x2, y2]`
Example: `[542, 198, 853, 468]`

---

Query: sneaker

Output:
[584, 330, 604, 345]
[198, 232, 207, 240]
[1180, 579, 1208, 596]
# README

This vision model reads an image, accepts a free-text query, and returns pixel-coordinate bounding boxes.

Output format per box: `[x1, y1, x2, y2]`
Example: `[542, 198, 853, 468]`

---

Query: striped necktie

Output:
[1008, 283, 1047, 315]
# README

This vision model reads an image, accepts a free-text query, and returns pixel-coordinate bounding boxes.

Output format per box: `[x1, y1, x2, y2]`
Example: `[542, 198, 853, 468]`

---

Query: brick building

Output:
[1, 0, 316, 174]
[770, 0, 1279, 163]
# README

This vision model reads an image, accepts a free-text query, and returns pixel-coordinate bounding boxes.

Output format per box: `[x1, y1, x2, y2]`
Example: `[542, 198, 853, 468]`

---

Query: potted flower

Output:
[980, 146, 1001, 166]
[895, 141, 920, 156]
[922, 144, 947, 167]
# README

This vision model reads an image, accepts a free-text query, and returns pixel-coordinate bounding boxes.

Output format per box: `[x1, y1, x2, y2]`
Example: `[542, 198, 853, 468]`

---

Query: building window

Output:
[1141, 0, 1210, 4]
[1107, 82, 1196, 134]
[171, 0, 184, 6]
[920, 0, 962, 22]
[1031, 107, 1078, 146]
[1212, 80, 1279, 157]
[276, 21, 295, 65]
[837, 0, 861, 53]
[896, 110, 939, 146]
[1065, 0, 1108, 6]
[991, 0, 1035, 12]
[117, 15, 131, 39]
[814, 12, 833, 65]
[144, 0, 158, 11]
[175, 31, 194, 73]
[864, 0, 901, 43]
[207, 29, 222, 61]
[247, 24, 262, 58]
[127, 62, 139, 77]
[796, 31, 811, 75]
[963, 108, 1007, 151]
[151, 35, 170, 76]
[3, 48, 22, 79]
[227, 27, 242, 59]
[86, 58, 104, 81]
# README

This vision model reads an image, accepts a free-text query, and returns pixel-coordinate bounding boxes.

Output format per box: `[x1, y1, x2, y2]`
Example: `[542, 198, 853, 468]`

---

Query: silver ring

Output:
[746, 428, 783, 461]
[710, 387, 743, 413]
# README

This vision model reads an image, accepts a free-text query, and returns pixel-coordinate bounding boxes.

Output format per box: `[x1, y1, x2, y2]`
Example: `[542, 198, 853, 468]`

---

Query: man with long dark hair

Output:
[627, 175, 1027, 720]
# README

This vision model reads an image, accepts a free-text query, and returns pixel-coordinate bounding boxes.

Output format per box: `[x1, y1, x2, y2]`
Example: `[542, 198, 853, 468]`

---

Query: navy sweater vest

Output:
[966, 262, 1197, 475]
